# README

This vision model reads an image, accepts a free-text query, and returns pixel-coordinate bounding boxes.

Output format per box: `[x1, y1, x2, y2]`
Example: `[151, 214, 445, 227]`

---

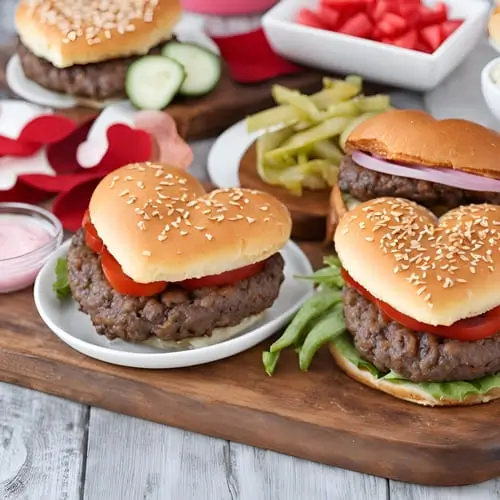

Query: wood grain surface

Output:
[239, 142, 330, 241]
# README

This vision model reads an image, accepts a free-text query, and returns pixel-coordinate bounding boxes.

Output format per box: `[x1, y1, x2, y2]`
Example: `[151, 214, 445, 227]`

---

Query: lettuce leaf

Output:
[53, 258, 71, 300]
[332, 333, 500, 402]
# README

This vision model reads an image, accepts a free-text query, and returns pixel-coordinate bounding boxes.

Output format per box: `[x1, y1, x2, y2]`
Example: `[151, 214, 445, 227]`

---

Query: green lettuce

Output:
[332, 333, 500, 402]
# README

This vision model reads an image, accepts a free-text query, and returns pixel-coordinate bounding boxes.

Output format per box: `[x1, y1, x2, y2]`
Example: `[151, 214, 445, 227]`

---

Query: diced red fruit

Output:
[338, 12, 373, 38]
[420, 24, 443, 52]
[318, 5, 341, 30]
[296, 8, 329, 30]
[367, 0, 395, 22]
[441, 19, 463, 40]
[397, 3, 421, 27]
[415, 39, 432, 53]
[418, 3, 447, 28]
[384, 29, 418, 50]
[320, 0, 369, 11]
[377, 13, 407, 37]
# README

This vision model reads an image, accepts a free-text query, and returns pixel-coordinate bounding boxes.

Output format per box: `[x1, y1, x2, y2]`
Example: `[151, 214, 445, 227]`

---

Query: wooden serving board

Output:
[0, 41, 330, 141]
[239, 142, 330, 241]
[1, 240, 500, 487]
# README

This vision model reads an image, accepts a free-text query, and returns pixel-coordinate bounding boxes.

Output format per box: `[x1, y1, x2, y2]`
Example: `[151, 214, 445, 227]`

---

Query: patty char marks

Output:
[342, 286, 500, 382]
[67, 230, 285, 343]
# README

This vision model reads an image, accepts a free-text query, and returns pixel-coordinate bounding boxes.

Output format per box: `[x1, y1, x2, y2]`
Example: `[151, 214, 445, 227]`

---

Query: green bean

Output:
[269, 288, 342, 353]
[262, 351, 280, 376]
[298, 304, 346, 372]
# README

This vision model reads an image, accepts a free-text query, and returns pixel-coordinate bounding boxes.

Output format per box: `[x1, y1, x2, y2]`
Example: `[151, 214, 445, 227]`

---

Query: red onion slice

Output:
[351, 151, 500, 193]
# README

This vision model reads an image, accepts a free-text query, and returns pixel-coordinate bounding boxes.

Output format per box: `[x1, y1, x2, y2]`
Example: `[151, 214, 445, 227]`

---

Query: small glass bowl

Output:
[0, 203, 63, 294]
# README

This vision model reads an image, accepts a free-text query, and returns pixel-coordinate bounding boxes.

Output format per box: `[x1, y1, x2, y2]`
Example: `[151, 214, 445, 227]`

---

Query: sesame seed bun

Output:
[328, 343, 500, 406]
[334, 197, 500, 326]
[346, 110, 500, 180]
[15, 0, 182, 68]
[89, 163, 292, 284]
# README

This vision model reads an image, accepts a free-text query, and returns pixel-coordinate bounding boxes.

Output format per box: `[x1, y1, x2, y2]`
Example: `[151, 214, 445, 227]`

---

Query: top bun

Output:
[15, 0, 182, 68]
[489, 5, 500, 43]
[346, 109, 500, 180]
[89, 163, 292, 283]
[334, 197, 500, 326]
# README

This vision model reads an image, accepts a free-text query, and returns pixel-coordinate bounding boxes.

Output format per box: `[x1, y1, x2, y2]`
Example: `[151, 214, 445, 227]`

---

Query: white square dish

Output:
[262, 0, 490, 91]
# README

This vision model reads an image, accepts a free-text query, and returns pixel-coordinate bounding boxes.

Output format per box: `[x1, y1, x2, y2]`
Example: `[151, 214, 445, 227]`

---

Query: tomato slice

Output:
[82, 210, 104, 254]
[338, 12, 373, 38]
[420, 24, 443, 52]
[341, 269, 500, 341]
[296, 8, 330, 30]
[180, 261, 265, 291]
[101, 250, 168, 296]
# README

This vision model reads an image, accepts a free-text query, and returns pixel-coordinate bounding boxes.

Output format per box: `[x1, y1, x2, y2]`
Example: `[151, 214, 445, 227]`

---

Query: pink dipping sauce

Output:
[0, 208, 61, 294]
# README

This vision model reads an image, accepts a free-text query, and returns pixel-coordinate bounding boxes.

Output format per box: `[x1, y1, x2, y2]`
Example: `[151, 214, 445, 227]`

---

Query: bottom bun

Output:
[143, 312, 265, 350]
[328, 343, 500, 407]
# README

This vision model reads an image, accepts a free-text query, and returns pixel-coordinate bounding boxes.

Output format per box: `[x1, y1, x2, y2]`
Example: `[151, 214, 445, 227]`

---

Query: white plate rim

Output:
[34, 238, 314, 369]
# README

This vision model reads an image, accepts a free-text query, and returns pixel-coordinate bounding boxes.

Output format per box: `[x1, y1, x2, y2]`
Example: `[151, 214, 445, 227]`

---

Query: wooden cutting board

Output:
[1, 239, 500, 487]
[0, 41, 330, 141]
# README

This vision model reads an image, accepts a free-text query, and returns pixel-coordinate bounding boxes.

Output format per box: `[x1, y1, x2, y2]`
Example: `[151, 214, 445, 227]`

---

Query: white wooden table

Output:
[2, 2, 500, 498]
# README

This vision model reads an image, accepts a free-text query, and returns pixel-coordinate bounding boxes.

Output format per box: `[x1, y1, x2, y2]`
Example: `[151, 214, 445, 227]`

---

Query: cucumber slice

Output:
[161, 42, 221, 97]
[126, 55, 185, 110]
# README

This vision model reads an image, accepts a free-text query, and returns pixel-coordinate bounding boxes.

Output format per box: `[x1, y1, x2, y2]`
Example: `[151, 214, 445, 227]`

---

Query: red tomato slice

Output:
[318, 5, 341, 30]
[296, 8, 330, 30]
[82, 210, 104, 254]
[420, 24, 443, 52]
[101, 250, 168, 296]
[338, 12, 373, 38]
[418, 3, 447, 28]
[180, 261, 265, 291]
[341, 269, 500, 341]
[441, 19, 463, 40]
[377, 12, 408, 38]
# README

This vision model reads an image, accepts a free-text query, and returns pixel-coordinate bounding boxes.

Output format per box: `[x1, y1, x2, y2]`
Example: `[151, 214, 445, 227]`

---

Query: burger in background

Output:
[55, 162, 292, 349]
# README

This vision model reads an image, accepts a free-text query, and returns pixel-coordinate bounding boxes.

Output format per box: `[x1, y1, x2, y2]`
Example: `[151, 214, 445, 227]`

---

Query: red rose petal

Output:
[19, 115, 80, 145]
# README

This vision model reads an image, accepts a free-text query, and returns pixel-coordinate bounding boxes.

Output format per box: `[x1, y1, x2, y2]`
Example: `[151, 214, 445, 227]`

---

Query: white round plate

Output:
[207, 119, 260, 188]
[7, 13, 219, 110]
[34, 239, 313, 369]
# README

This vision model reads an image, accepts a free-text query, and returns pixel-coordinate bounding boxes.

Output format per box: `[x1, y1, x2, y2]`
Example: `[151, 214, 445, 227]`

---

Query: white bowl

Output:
[481, 56, 500, 123]
[262, 0, 489, 91]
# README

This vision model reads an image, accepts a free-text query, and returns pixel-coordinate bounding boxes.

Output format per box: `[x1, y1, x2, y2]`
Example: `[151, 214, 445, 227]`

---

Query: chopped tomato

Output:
[417, 3, 447, 28]
[441, 19, 462, 40]
[318, 5, 341, 30]
[368, 0, 397, 22]
[397, 3, 420, 27]
[420, 24, 443, 52]
[384, 29, 418, 50]
[296, 8, 329, 30]
[341, 269, 500, 342]
[338, 12, 373, 38]
[82, 210, 104, 254]
[415, 39, 432, 53]
[101, 250, 168, 296]
[180, 261, 266, 290]
[377, 12, 407, 38]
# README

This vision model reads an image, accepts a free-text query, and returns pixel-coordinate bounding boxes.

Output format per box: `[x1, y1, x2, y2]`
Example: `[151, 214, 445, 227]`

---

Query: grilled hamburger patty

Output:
[338, 156, 500, 210]
[17, 41, 163, 100]
[67, 230, 285, 343]
[342, 286, 500, 382]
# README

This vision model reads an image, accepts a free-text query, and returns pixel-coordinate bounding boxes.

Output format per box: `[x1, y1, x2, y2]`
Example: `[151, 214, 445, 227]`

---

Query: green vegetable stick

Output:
[262, 351, 280, 377]
[269, 288, 342, 353]
[299, 305, 346, 372]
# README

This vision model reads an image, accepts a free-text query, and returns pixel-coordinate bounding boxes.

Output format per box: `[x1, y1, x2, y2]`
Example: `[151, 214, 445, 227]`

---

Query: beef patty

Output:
[67, 230, 285, 343]
[342, 286, 500, 382]
[338, 156, 500, 211]
[17, 41, 163, 100]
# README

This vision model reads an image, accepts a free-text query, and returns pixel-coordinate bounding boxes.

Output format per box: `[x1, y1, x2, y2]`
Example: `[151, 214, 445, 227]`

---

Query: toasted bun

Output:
[334, 197, 500, 326]
[15, 0, 182, 68]
[329, 343, 500, 407]
[346, 109, 500, 180]
[489, 6, 500, 43]
[89, 163, 292, 283]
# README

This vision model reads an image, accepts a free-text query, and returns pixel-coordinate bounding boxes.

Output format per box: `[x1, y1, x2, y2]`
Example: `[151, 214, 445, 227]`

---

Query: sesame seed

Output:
[180, 230, 188, 236]
[119, 189, 130, 197]
[158, 234, 167, 242]
[142, 250, 151, 257]
[246, 217, 256, 224]
[137, 221, 146, 231]
[205, 233, 213, 241]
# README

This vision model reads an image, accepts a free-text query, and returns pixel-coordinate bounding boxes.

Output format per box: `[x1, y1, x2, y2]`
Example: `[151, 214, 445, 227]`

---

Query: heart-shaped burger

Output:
[331, 197, 500, 406]
[65, 162, 292, 348]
